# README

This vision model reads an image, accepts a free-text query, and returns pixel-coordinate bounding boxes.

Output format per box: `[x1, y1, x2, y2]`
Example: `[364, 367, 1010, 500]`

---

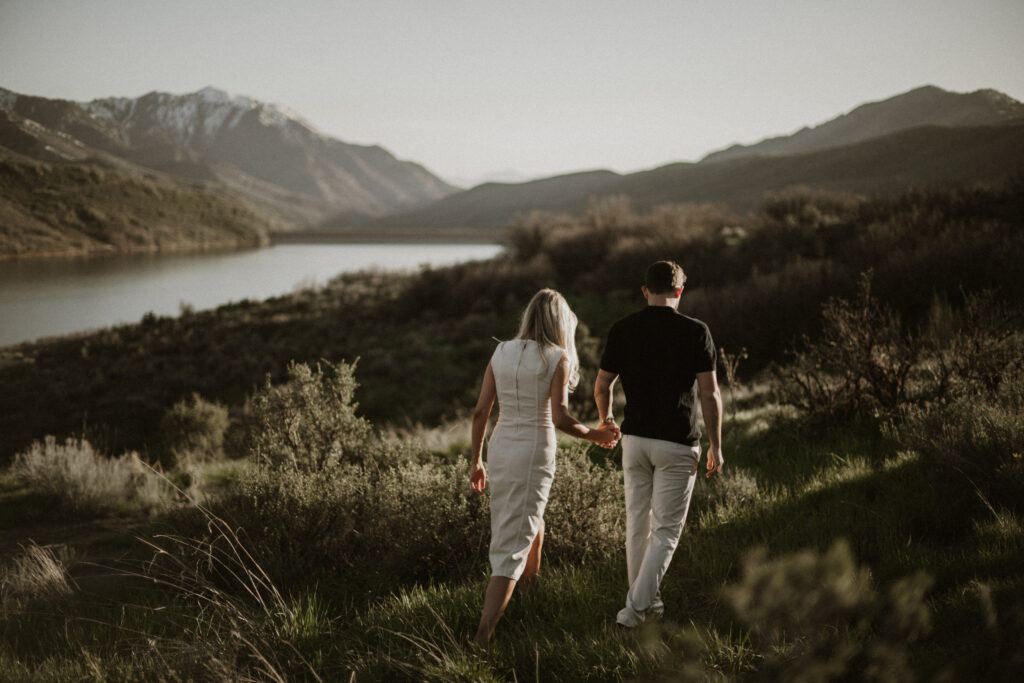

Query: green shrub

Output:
[725, 540, 932, 682]
[159, 392, 229, 468]
[246, 359, 373, 472]
[9, 436, 172, 516]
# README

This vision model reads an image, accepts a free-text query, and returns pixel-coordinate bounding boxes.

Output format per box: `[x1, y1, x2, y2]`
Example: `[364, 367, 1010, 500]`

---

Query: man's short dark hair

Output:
[644, 261, 686, 294]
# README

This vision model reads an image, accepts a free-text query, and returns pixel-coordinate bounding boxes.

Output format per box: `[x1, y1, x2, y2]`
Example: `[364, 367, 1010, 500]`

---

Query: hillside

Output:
[1, 180, 1022, 679]
[341, 122, 1024, 230]
[0, 148, 274, 257]
[702, 84, 1024, 163]
[607, 123, 1024, 211]
[0, 86, 457, 228]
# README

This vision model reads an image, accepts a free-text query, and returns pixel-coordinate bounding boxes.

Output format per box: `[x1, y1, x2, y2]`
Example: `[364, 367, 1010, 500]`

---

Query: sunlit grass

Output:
[1, 412, 1021, 680]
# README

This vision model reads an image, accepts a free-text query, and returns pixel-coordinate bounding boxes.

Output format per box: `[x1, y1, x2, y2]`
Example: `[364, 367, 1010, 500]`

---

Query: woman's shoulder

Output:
[543, 343, 568, 363]
[491, 339, 525, 359]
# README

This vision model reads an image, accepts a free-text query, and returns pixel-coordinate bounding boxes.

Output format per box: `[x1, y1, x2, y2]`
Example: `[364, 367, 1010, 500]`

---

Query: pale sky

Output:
[1, 0, 1022, 185]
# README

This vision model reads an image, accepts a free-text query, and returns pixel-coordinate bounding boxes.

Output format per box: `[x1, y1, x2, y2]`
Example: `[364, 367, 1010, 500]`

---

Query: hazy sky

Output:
[1, 0, 1022, 184]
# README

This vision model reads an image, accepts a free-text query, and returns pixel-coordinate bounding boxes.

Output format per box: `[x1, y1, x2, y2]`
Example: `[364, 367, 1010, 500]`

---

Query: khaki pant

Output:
[618, 434, 700, 627]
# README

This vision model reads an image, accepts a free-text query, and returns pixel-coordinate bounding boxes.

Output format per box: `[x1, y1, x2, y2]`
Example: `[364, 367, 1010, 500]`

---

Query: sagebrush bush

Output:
[543, 444, 624, 563]
[773, 271, 920, 421]
[930, 291, 1024, 398]
[246, 359, 373, 472]
[204, 456, 488, 596]
[159, 392, 229, 468]
[9, 436, 172, 516]
[897, 389, 1024, 483]
[725, 540, 932, 682]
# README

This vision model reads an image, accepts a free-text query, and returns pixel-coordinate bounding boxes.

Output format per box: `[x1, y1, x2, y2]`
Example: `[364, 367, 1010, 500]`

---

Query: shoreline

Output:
[1, 230, 504, 260]
[269, 227, 504, 245]
[0, 237, 269, 262]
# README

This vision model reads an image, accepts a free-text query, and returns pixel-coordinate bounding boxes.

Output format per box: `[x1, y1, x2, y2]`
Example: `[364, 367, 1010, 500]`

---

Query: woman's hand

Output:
[705, 446, 724, 478]
[470, 461, 487, 494]
[588, 421, 620, 449]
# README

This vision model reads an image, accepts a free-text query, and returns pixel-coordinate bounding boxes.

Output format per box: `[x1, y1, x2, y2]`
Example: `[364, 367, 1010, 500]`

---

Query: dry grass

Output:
[0, 542, 74, 608]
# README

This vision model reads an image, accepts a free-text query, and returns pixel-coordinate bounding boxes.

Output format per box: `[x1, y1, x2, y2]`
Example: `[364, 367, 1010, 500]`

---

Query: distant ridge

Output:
[324, 86, 1024, 233]
[701, 85, 1024, 163]
[326, 170, 622, 231]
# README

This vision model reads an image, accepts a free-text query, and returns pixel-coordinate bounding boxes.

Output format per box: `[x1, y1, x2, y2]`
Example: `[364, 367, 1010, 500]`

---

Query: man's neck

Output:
[646, 296, 679, 308]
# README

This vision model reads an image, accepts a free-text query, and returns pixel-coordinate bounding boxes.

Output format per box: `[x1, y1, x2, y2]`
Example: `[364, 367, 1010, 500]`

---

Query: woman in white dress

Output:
[468, 289, 619, 644]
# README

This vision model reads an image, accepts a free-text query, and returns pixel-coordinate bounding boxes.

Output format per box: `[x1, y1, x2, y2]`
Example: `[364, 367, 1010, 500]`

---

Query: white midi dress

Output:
[486, 339, 564, 580]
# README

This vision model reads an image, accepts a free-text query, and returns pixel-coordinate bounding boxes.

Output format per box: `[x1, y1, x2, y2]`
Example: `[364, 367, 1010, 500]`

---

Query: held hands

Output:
[706, 447, 724, 478]
[469, 461, 487, 494]
[589, 421, 620, 449]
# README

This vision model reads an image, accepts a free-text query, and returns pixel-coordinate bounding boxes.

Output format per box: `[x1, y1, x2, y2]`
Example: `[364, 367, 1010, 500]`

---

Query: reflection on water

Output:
[0, 243, 503, 347]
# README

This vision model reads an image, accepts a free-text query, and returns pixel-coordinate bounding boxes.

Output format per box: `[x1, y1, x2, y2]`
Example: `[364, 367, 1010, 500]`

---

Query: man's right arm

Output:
[594, 369, 618, 423]
[696, 370, 724, 477]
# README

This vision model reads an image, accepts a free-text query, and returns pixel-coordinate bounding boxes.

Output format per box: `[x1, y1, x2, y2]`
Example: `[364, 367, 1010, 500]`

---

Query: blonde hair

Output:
[516, 288, 580, 391]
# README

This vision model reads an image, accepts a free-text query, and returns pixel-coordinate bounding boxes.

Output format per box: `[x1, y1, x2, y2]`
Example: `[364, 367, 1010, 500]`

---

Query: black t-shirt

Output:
[599, 306, 716, 446]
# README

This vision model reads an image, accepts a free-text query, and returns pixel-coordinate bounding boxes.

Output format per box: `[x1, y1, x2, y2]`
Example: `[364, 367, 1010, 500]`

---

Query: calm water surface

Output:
[0, 243, 503, 347]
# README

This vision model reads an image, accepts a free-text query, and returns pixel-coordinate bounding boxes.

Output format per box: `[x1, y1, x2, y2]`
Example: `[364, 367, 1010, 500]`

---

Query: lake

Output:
[0, 243, 503, 347]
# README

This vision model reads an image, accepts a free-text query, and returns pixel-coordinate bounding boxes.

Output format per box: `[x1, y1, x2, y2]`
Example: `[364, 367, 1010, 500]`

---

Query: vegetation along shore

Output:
[2, 181, 1023, 680]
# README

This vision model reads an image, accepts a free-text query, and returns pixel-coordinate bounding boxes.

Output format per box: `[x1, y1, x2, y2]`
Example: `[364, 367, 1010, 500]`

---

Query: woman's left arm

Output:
[550, 355, 619, 448]
[469, 362, 496, 493]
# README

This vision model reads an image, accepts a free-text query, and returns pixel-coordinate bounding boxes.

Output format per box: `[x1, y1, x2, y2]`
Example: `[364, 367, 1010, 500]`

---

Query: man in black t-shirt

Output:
[595, 260, 724, 628]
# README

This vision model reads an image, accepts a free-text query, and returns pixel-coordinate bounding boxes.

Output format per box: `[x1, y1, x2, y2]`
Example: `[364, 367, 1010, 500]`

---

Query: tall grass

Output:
[0, 542, 74, 609]
[136, 503, 328, 682]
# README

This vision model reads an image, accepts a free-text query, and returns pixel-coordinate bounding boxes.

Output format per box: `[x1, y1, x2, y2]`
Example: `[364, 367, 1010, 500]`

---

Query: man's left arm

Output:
[696, 371, 724, 477]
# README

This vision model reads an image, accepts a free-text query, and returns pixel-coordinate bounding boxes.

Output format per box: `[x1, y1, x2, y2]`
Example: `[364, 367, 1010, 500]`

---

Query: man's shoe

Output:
[616, 606, 644, 629]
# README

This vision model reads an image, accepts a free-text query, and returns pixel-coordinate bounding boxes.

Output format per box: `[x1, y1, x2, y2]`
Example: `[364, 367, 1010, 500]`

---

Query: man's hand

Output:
[589, 421, 620, 449]
[706, 447, 724, 478]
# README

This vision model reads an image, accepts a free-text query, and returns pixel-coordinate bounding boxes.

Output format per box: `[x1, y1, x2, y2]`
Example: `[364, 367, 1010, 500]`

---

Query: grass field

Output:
[2, 375, 1022, 681]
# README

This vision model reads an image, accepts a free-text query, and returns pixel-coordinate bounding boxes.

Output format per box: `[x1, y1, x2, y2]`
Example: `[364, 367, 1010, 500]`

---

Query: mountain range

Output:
[0, 86, 456, 229]
[2, 84, 1023, 255]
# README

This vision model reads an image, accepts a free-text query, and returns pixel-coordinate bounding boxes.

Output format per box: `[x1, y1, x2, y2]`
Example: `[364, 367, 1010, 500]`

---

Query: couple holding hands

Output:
[469, 260, 725, 644]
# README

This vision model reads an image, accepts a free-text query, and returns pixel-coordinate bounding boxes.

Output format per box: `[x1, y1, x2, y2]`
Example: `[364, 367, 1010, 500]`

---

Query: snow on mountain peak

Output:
[80, 87, 312, 148]
[188, 87, 308, 130]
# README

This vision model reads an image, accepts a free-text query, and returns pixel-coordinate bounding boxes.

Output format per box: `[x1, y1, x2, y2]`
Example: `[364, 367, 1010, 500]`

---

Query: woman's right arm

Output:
[469, 362, 496, 493]
[550, 355, 619, 448]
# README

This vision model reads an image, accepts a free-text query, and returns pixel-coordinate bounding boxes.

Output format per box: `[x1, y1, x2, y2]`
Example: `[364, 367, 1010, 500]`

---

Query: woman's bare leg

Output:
[474, 576, 517, 645]
[519, 523, 544, 595]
